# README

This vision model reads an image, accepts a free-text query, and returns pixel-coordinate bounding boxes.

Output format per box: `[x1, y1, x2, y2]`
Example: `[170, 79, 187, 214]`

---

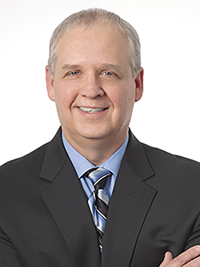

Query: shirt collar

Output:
[62, 133, 129, 178]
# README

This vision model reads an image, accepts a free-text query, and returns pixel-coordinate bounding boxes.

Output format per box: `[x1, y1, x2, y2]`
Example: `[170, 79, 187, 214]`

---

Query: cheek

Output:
[119, 88, 135, 120]
[116, 87, 135, 109]
[127, 85, 135, 102]
[54, 84, 77, 109]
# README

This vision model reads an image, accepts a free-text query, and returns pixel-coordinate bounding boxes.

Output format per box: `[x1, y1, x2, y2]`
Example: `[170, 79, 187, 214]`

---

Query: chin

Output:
[78, 129, 112, 141]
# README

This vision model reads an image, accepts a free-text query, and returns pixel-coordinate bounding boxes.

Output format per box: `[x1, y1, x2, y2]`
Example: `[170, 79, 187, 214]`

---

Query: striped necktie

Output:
[85, 167, 111, 251]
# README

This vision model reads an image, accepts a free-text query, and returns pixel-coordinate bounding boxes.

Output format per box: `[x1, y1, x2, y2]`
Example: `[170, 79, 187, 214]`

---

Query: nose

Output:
[80, 72, 104, 98]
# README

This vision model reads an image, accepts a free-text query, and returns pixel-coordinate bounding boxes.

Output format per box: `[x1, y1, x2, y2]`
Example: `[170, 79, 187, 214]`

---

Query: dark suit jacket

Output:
[1, 128, 200, 267]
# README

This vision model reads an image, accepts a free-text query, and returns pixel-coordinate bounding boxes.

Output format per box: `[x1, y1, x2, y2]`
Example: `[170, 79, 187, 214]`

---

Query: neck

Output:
[63, 131, 128, 166]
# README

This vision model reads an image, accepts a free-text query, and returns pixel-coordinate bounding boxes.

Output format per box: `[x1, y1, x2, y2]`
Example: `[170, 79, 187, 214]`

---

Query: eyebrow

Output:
[62, 64, 81, 70]
[101, 64, 124, 75]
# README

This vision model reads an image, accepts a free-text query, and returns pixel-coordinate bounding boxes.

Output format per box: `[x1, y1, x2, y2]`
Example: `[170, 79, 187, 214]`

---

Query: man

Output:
[0, 8, 200, 267]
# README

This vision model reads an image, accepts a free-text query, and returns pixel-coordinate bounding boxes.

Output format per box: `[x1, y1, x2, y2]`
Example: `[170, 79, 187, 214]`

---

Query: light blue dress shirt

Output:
[62, 133, 129, 201]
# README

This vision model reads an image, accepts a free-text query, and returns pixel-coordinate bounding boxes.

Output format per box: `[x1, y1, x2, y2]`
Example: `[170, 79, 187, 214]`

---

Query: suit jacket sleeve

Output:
[185, 213, 200, 250]
[0, 226, 24, 267]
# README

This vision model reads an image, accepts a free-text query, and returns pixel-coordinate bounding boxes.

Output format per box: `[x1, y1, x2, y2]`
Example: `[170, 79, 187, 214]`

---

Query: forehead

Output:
[55, 24, 130, 66]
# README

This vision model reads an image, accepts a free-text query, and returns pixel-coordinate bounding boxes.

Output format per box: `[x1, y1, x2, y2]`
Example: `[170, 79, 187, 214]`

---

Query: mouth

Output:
[78, 107, 108, 113]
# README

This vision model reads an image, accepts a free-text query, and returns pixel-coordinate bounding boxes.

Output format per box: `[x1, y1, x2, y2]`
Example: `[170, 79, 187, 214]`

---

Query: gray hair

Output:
[48, 8, 141, 78]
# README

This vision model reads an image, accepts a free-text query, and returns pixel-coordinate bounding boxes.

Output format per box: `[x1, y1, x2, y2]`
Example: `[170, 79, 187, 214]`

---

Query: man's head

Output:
[45, 8, 143, 164]
[48, 8, 141, 79]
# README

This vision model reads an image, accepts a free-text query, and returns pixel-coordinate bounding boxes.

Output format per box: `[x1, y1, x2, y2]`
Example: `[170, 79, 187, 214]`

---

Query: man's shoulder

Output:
[128, 132, 200, 173]
[142, 142, 200, 175]
[0, 128, 63, 176]
[0, 142, 49, 178]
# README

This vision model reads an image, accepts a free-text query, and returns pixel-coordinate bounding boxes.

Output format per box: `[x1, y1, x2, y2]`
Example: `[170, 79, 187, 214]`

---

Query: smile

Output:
[78, 107, 107, 113]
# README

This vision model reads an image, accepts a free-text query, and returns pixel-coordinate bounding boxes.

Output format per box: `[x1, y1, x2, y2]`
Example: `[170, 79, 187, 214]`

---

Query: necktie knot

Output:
[86, 167, 111, 190]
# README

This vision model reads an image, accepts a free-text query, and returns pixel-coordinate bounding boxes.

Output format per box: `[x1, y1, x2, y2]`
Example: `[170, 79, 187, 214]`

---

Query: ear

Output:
[134, 67, 144, 102]
[45, 66, 55, 101]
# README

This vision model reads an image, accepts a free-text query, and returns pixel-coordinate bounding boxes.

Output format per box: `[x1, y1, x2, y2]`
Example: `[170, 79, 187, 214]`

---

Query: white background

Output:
[0, 0, 200, 165]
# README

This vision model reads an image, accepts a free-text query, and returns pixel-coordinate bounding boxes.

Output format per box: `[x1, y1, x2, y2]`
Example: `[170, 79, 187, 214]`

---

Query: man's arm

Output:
[159, 246, 200, 267]
[0, 227, 24, 267]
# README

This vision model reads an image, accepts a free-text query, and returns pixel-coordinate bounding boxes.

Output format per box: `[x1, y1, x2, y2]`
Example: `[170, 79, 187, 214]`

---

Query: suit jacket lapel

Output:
[39, 129, 101, 267]
[102, 132, 157, 267]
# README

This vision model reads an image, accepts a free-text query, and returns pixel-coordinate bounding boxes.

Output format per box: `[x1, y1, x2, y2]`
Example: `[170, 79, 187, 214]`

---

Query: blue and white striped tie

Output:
[86, 167, 111, 251]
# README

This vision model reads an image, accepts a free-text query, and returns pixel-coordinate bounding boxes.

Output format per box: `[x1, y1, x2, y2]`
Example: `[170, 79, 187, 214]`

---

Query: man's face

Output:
[46, 24, 143, 149]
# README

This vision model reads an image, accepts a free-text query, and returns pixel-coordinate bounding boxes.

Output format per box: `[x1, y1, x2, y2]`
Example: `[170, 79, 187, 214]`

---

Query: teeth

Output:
[79, 107, 106, 113]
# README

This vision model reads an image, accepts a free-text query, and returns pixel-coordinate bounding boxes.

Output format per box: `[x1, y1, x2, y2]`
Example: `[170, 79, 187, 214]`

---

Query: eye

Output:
[63, 70, 80, 78]
[103, 71, 113, 76]
[69, 71, 79, 76]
